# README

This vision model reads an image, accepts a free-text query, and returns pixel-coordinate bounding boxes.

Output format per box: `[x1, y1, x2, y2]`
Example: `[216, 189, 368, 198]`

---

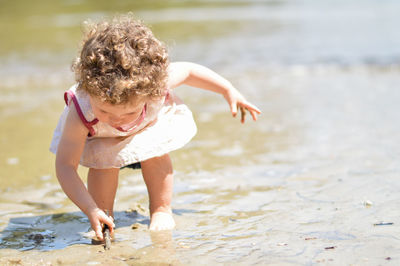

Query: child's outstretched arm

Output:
[168, 62, 261, 123]
[55, 104, 115, 240]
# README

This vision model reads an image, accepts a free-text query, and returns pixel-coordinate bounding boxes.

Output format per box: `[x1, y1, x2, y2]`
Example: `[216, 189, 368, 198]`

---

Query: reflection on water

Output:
[1, 0, 400, 264]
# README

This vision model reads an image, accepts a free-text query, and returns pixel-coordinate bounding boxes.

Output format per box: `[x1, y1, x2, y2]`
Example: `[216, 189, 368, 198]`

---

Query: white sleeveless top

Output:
[50, 84, 197, 168]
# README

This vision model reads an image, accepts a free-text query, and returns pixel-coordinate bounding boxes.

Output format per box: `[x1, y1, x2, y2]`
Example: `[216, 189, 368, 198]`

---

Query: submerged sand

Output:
[1, 142, 400, 265]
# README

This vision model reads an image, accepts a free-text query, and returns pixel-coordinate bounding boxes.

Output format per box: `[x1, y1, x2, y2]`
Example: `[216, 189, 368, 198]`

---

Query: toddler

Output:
[50, 14, 261, 241]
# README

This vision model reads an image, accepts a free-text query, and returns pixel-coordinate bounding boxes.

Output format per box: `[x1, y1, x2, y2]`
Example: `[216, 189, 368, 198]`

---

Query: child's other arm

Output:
[55, 104, 114, 239]
[168, 62, 261, 123]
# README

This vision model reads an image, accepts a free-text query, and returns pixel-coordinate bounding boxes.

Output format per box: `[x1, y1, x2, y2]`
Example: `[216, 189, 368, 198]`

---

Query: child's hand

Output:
[223, 88, 261, 123]
[87, 208, 115, 241]
[149, 212, 176, 231]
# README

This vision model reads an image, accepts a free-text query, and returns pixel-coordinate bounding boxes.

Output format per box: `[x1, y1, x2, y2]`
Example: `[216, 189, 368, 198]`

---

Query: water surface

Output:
[1, 0, 400, 264]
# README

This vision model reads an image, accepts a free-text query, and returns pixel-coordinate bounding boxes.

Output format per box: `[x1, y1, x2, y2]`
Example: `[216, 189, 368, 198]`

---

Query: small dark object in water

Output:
[26, 233, 46, 244]
[305, 237, 317, 240]
[131, 223, 140, 230]
[373, 222, 394, 226]
[385, 257, 392, 260]
[28, 234, 44, 241]
[325, 246, 336, 250]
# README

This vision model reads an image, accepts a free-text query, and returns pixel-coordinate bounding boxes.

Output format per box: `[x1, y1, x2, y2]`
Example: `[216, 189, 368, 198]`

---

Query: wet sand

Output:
[0, 161, 400, 265]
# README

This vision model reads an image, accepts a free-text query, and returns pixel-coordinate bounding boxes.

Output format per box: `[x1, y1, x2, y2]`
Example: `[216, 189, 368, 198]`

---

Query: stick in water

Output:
[103, 210, 111, 250]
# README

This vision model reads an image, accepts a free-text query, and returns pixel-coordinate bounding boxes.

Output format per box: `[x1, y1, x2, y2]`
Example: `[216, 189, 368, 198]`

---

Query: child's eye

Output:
[98, 108, 109, 114]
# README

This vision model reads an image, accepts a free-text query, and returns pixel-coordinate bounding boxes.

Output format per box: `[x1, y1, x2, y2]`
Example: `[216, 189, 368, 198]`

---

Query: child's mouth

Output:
[111, 120, 140, 131]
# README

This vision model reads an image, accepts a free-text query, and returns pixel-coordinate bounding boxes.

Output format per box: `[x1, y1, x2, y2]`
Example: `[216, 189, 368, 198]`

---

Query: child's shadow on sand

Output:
[0, 210, 149, 251]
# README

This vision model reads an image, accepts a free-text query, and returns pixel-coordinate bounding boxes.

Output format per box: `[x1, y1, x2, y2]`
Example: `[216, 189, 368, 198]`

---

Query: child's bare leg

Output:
[141, 154, 175, 231]
[87, 168, 119, 217]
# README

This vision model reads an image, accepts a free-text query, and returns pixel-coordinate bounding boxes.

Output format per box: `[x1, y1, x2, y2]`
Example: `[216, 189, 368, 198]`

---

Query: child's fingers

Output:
[240, 106, 246, 123]
[250, 109, 258, 121]
[101, 214, 115, 233]
[105, 216, 115, 233]
[94, 224, 104, 241]
[106, 215, 115, 228]
[230, 97, 261, 122]
[236, 102, 260, 123]
[242, 101, 261, 114]
[230, 101, 238, 117]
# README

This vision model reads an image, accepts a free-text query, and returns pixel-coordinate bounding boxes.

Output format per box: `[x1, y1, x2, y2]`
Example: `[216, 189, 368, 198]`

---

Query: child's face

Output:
[89, 96, 145, 129]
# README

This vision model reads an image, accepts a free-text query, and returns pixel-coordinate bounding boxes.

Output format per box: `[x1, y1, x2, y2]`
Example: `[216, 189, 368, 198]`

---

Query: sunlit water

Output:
[1, 0, 400, 264]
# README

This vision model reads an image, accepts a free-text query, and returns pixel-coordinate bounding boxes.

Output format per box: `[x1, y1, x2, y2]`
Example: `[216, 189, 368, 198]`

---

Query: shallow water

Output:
[1, 0, 400, 265]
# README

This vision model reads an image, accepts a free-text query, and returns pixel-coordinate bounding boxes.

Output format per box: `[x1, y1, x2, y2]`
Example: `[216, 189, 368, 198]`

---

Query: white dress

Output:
[49, 84, 197, 169]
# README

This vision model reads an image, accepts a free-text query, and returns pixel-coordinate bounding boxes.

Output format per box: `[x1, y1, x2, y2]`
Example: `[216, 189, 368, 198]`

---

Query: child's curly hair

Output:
[72, 14, 169, 104]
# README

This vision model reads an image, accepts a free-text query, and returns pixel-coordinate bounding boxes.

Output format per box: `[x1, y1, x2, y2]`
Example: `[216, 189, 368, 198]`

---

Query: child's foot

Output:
[149, 212, 176, 231]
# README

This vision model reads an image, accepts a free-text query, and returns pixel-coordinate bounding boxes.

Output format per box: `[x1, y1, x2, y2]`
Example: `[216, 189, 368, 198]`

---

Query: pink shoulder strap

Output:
[64, 90, 98, 137]
[165, 90, 170, 102]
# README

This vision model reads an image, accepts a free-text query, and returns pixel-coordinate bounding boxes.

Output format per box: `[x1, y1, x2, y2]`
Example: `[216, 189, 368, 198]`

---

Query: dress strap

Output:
[165, 90, 170, 102]
[115, 104, 147, 132]
[64, 91, 98, 136]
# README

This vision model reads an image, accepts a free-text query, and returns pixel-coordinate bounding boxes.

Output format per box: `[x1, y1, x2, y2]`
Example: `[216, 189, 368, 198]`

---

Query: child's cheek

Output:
[93, 110, 107, 123]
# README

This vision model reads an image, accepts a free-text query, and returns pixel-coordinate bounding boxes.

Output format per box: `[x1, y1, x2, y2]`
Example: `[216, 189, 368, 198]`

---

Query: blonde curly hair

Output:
[72, 14, 169, 104]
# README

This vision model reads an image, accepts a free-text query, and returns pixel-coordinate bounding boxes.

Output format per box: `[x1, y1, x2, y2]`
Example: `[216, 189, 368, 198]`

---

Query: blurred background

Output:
[1, 0, 400, 263]
[1, 0, 399, 189]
